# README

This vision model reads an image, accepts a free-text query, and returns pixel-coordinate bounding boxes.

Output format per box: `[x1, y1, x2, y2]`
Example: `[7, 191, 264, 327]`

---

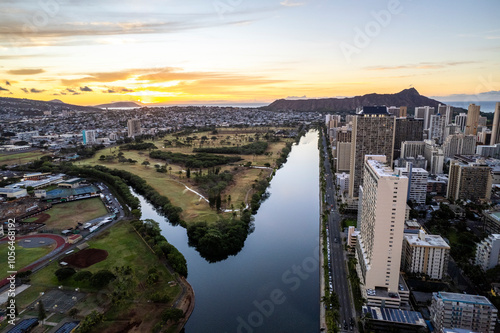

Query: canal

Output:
[134, 130, 320, 332]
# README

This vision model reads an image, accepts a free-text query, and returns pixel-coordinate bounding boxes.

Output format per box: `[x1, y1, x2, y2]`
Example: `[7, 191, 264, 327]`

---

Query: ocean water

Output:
[446, 101, 498, 113]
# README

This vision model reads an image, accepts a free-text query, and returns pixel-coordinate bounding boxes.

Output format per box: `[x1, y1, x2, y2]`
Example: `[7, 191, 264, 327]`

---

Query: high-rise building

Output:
[442, 134, 477, 159]
[443, 124, 460, 142]
[127, 119, 142, 138]
[336, 172, 350, 195]
[477, 143, 500, 159]
[402, 230, 450, 280]
[465, 103, 481, 136]
[356, 155, 408, 308]
[394, 118, 424, 159]
[336, 127, 352, 173]
[438, 104, 454, 126]
[431, 292, 498, 333]
[455, 113, 468, 133]
[388, 106, 407, 118]
[475, 234, 500, 271]
[395, 163, 428, 204]
[82, 130, 96, 145]
[424, 140, 444, 175]
[401, 141, 425, 159]
[491, 102, 500, 145]
[348, 107, 395, 199]
[415, 106, 435, 130]
[447, 160, 492, 201]
[428, 114, 446, 144]
[477, 127, 492, 145]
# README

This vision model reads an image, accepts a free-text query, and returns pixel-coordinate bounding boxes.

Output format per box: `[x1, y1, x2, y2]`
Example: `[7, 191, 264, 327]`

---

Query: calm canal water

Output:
[134, 130, 320, 332]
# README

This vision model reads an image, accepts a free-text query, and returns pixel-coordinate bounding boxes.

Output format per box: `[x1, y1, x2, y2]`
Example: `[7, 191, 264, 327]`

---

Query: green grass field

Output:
[0, 150, 50, 165]
[0, 242, 55, 280]
[23, 198, 108, 229]
[78, 127, 292, 224]
[13, 221, 181, 313]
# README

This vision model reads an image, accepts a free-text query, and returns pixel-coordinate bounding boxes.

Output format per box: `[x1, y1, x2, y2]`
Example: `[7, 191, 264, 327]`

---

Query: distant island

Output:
[265, 88, 443, 112]
[95, 101, 142, 108]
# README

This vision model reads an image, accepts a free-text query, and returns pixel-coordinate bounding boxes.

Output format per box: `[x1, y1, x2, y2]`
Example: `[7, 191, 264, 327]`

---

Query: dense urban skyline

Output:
[1, 0, 499, 105]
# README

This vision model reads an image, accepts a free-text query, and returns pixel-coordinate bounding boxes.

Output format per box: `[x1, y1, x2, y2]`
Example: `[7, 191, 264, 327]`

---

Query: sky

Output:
[0, 0, 499, 106]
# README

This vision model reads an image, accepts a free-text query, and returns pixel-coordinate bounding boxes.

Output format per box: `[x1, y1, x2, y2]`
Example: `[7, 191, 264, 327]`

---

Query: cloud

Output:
[280, 0, 305, 7]
[0, 86, 9, 91]
[66, 88, 76, 93]
[106, 89, 116, 93]
[7, 68, 45, 75]
[30, 88, 45, 93]
[121, 88, 134, 92]
[286, 95, 307, 99]
[20, 88, 29, 93]
[5, 80, 11, 86]
[365, 61, 477, 71]
[80, 86, 93, 92]
[73, 92, 81, 95]
[432, 90, 500, 102]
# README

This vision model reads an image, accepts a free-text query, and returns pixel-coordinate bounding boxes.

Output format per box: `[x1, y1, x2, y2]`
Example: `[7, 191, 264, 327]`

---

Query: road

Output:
[321, 133, 357, 332]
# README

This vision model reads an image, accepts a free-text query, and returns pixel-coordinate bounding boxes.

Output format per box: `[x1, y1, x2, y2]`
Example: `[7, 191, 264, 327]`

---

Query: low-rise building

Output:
[402, 230, 450, 280]
[0, 187, 28, 199]
[431, 292, 498, 333]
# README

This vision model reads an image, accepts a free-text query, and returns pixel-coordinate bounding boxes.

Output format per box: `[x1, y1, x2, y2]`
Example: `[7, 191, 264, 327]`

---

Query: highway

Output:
[321, 133, 357, 332]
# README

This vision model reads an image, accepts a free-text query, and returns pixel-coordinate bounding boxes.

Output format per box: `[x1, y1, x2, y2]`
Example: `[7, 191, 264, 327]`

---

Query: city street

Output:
[321, 133, 357, 332]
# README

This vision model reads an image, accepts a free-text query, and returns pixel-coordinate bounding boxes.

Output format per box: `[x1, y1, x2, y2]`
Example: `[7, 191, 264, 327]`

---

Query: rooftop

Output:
[362, 306, 426, 326]
[435, 292, 495, 306]
[360, 106, 389, 115]
[405, 233, 450, 248]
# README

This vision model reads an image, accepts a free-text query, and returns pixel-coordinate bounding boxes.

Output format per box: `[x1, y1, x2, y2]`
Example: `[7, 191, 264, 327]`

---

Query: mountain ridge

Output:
[265, 88, 444, 111]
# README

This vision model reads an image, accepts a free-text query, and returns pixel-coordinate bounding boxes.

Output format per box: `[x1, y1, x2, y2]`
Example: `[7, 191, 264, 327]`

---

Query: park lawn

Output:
[15, 221, 181, 315]
[37, 198, 108, 229]
[0, 150, 49, 165]
[0, 242, 56, 280]
[224, 167, 272, 209]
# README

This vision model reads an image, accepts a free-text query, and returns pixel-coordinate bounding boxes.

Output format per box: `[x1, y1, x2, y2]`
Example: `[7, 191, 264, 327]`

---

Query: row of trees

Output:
[193, 141, 269, 155]
[119, 142, 158, 151]
[149, 150, 242, 169]
[131, 219, 188, 277]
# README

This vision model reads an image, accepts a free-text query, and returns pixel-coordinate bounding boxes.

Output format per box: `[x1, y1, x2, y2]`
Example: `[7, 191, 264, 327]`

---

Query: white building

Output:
[438, 104, 454, 126]
[442, 134, 476, 158]
[429, 114, 446, 144]
[336, 172, 349, 195]
[395, 163, 429, 204]
[477, 144, 500, 159]
[424, 140, 444, 175]
[356, 155, 408, 308]
[127, 119, 142, 138]
[415, 106, 435, 130]
[402, 230, 450, 280]
[82, 130, 97, 145]
[455, 113, 468, 133]
[401, 141, 425, 159]
[475, 234, 500, 271]
[16, 131, 39, 142]
[431, 292, 498, 333]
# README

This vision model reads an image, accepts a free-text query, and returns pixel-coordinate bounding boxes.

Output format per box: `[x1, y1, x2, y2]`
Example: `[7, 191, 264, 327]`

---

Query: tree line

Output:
[149, 150, 242, 168]
[193, 141, 269, 155]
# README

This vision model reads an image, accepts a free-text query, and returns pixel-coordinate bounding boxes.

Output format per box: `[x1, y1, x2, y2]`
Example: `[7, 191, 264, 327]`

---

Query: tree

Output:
[90, 270, 115, 288]
[73, 270, 93, 281]
[131, 209, 142, 219]
[186, 168, 191, 179]
[38, 300, 46, 322]
[99, 155, 106, 161]
[55, 267, 76, 281]
[142, 160, 150, 168]
[216, 193, 222, 212]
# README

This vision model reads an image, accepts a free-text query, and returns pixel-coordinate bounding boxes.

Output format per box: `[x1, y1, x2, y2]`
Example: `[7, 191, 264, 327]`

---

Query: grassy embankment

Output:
[15, 220, 181, 332]
[0, 150, 50, 166]
[23, 197, 108, 229]
[78, 127, 293, 225]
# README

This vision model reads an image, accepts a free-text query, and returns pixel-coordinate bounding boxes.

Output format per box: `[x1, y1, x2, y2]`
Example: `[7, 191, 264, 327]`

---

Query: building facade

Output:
[127, 119, 142, 138]
[475, 234, 500, 271]
[442, 134, 477, 159]
[82, 130, 96, 145]
[490, 102, 500, 145]
[395, 163, 429, 204]
[394, 118, 424, 159]
[465, 103, 481, 136]
[356, 155, 408, 308]
[348, 107, 395, 199]
[431, 292, 498, 333]
[402, 230, 450, 280]
[447, 160, 492, 201]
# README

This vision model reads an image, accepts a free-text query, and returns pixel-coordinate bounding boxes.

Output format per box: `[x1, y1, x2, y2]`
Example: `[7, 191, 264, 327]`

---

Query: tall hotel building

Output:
[127, 119, 142, 138]
[465, 103, 481, 136]
[348, 106, 395, 199]
[491, 102, 500, 145]
[415, 106, 435, 130]
[357, 155, 408, 308]
[393, 117, 424, 159]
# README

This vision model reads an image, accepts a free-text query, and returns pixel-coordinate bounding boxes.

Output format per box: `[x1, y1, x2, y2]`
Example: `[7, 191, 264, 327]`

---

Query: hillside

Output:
[265, 88, 443, 111]
[95, 101, 142, 108]
[0, 96, 102, 114]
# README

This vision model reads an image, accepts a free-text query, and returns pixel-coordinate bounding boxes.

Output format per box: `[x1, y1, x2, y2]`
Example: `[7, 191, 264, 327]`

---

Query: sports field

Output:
[0, 242, 56, 280]
[23, 198, 108, 229]
[0, 150, 50, 165]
